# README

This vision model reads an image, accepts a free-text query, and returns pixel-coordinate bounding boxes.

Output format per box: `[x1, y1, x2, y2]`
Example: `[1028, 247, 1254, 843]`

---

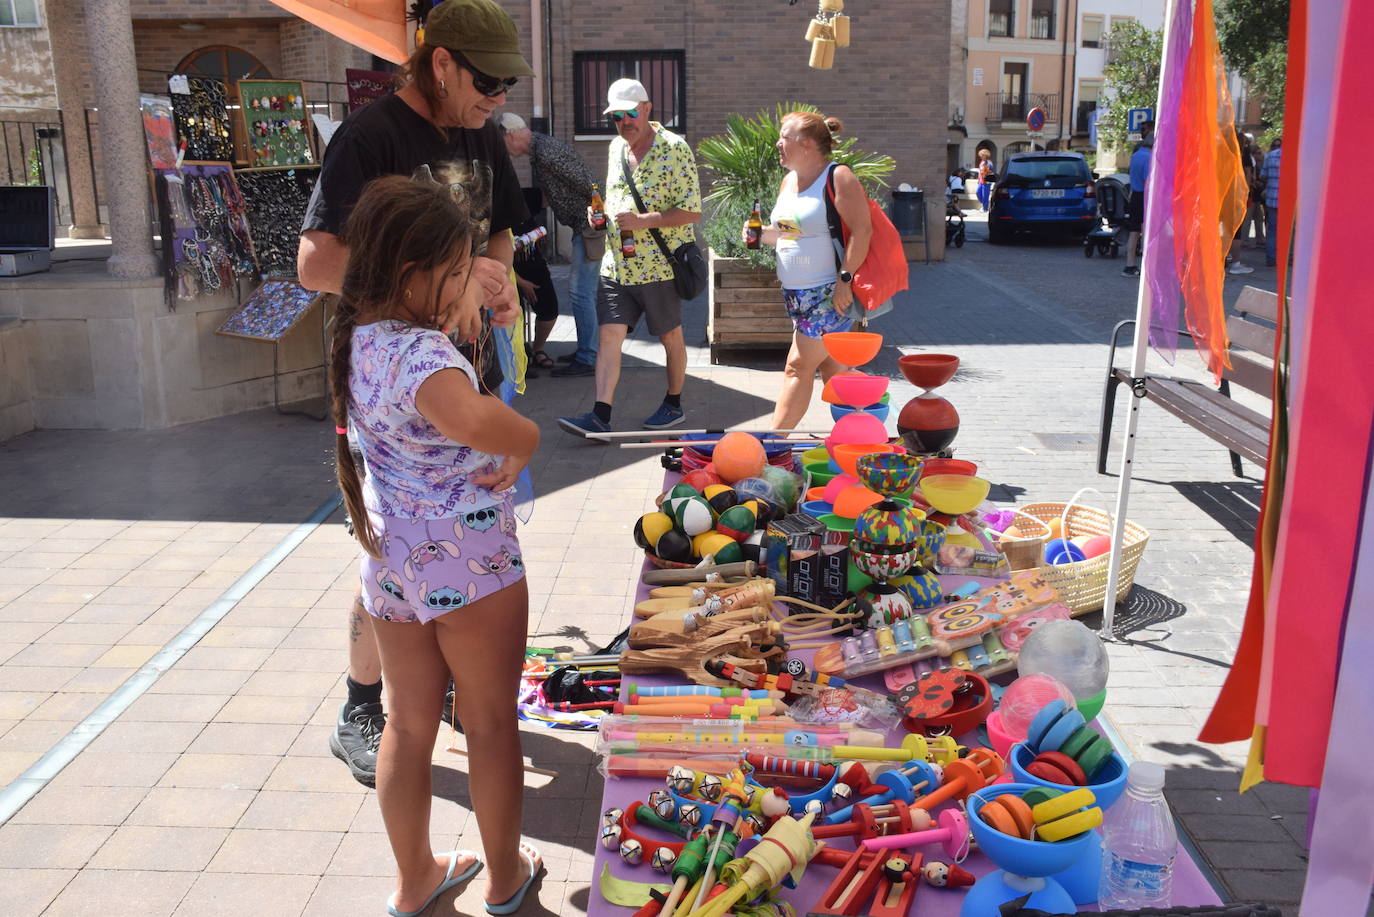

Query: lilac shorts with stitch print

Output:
[360, 502, 524, 624]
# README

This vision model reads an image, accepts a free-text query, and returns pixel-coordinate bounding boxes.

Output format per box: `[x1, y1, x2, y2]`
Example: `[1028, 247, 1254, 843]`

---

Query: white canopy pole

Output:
[1101, 0, 1183, 639]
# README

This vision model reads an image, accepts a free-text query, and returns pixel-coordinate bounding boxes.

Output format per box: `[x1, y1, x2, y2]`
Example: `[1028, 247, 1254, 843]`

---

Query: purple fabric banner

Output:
[1144, 0, 1194, 363]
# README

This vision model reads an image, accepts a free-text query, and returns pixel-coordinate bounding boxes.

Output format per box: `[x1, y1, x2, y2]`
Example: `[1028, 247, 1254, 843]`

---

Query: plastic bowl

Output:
[832, 485, 883, 519]
[823, 331, 883, 367]
[803, 462, 838, 487]
[800, 500, 833, 518]
[816, 514, 857, 533]
[827, 373, 890, 408]
[832, 442, 900, 479]
[897, 353, 960, 390]
[855, 451, 923, 498]
[1008, 741, 1128, 811]
[918, 457, 978, 478]
[804, 486, 829, 503]
[800, 446, 830, 467]
[830, 402, 892, 425]
[822, 473, 861, 504]
[919, 474, 991, 516]
[830, 411, 889, 448]
[967, 783, 1099, 875]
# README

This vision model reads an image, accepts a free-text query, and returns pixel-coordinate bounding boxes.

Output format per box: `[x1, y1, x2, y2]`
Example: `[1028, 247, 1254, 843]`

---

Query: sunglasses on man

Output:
[610, 109, 641, 123]
[447, 49, 518, 97]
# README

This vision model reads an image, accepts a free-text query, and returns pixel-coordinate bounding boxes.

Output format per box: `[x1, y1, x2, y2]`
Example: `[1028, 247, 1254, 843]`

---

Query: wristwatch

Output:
[838, 270, 854, 283]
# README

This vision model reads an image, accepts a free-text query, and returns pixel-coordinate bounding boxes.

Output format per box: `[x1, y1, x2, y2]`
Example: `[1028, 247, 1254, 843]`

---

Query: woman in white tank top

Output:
[747, 111, 874, 430]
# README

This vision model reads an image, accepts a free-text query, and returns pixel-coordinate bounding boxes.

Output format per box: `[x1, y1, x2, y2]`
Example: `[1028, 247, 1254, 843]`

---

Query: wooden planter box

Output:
[707, 249, 793, 364]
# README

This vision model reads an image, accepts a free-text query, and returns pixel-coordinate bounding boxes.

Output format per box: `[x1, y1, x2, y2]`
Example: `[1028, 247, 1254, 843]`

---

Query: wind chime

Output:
[805, 0, 851, 70]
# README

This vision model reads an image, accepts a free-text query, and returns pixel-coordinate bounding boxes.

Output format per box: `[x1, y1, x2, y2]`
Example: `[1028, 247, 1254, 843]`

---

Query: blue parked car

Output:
[987, 152, 1098, 244]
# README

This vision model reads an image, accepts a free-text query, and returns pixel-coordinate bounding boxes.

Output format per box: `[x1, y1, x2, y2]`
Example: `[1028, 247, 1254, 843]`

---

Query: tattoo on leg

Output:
[349, 600, 365, 643]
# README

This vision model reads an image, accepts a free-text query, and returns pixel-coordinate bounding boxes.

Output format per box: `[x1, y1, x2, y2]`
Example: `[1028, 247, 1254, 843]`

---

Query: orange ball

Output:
[713, 432, 767, 483]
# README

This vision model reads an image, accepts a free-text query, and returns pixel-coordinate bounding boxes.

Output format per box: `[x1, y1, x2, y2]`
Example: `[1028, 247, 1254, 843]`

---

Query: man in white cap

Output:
[499, 112, 605, 375]
[558, 78, 702, 436]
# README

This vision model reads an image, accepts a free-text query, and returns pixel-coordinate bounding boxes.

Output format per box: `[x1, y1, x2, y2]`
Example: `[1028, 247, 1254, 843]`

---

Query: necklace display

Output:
[170, 75, 233, 162]
[234, 166, 320, 279]
[155, 163, 259, 305]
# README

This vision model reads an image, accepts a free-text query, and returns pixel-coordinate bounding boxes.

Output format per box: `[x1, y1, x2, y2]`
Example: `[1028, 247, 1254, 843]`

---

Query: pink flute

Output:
[630, 694, 783, 709]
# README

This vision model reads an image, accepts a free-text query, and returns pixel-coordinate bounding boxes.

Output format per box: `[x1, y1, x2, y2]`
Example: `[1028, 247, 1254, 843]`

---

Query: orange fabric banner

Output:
[1169, 0, 1247, 385]
[267, 0, 410, 65]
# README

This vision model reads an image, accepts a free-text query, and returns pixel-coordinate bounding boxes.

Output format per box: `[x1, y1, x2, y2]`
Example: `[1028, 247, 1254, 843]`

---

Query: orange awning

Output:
[267, 0, 410, 65]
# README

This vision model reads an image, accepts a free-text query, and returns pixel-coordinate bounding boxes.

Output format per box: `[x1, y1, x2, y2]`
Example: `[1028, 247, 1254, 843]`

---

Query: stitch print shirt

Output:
[349, 321, 503, 520]
[601, 122, 701, 286]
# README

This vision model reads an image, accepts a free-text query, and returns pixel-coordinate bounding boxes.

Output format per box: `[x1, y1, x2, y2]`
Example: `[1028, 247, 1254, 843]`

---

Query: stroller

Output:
[944, 175, 968, 249]
[1083, 175, 1128, 258]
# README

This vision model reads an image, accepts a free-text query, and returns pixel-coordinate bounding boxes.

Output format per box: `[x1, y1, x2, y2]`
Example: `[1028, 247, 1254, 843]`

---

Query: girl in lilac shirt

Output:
[331, 174, 542, 916]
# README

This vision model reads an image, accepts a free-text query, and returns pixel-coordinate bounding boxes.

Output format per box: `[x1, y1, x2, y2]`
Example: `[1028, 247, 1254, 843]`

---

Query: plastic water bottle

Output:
[1098, 761, 1177, 909]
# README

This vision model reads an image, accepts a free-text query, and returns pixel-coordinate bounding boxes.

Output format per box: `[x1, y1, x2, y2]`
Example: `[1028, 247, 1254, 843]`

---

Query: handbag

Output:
[822, 163, 910, 311]
[620, 151, 707, 301]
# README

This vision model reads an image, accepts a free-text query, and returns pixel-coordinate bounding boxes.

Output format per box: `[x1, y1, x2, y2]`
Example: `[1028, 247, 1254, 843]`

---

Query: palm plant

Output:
[696, 103, 896, 268]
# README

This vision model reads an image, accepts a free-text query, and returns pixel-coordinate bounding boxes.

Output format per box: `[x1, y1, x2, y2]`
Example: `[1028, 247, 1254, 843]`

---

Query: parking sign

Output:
[1128, 108, 1154, 133]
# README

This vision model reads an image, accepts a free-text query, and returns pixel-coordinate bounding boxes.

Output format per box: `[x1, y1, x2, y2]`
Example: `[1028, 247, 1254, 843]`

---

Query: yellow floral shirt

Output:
[601, 123, 701, 286]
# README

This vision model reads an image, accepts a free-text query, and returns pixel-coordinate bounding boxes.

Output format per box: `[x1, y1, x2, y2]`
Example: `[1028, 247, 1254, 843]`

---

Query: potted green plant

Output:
[695, 104, 896, 362]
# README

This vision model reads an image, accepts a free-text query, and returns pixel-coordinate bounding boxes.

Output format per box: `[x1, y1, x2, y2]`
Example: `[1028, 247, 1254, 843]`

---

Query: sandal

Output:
[532, 350, 555, 370]
[387, 850, 483, 917]
[485, 842, 544, 915]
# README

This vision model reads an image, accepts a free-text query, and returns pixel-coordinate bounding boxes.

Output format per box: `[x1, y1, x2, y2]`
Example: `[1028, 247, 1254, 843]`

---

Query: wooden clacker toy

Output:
[860, 806, 973, 861]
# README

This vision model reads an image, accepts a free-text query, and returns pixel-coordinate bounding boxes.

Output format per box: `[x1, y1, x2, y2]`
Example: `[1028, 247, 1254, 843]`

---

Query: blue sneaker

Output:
[558, 411, 611, 439]
[643, 402, 685, 430]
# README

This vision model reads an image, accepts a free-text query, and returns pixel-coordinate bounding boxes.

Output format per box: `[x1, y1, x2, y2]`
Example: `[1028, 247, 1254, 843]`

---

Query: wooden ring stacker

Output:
[911, 748, 1005, 811]
[618, 805, 687, 869]
[895, 669, 993, 737]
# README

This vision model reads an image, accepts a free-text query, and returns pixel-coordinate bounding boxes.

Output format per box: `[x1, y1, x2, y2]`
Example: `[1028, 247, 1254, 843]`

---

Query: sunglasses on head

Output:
[447, 49, 518, 97]
[610, 109, 641, 123]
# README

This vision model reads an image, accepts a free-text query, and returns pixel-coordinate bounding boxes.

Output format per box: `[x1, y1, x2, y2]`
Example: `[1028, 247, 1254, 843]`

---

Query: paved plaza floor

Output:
[0, 228, 1312, 915]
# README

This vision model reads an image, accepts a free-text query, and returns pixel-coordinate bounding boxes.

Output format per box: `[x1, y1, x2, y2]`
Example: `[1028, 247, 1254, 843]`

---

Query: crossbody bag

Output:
[620, 150, 707, 300]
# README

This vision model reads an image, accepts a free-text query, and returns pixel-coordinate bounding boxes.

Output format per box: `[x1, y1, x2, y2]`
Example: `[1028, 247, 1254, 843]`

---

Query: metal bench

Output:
[1098, 286, 1278, 478]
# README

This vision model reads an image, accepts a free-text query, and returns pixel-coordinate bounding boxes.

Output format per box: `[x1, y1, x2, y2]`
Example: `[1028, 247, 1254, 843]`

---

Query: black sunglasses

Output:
[447, 49, 518, 97]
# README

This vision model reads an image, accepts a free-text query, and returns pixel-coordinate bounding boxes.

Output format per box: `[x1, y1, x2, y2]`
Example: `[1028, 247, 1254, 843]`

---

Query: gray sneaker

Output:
[329, 700, 385, 788]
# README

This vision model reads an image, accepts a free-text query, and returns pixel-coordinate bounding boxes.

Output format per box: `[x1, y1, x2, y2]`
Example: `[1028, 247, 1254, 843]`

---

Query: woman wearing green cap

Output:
[298, 2, 543, 914]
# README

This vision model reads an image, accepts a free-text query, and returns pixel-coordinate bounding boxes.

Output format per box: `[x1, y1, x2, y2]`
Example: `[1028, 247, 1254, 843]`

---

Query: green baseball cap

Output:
[424, 0, 535, 79]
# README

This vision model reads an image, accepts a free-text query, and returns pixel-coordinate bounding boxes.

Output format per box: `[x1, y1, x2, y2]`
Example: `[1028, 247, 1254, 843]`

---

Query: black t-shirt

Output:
[301, 92, 528, 239]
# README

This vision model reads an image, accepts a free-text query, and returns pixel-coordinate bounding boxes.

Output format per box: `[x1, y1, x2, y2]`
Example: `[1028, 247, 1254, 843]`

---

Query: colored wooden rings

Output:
[1025, 698, 1116, 784]
[977, 786, 1102, 843]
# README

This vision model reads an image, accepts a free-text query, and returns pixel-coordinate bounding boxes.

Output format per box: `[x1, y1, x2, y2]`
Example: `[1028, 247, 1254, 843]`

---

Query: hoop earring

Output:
[438, 78, 448, 99]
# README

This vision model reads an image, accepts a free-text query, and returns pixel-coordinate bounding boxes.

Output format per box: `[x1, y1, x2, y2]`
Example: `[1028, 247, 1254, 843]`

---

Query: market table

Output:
[584, 471, 1224, 917]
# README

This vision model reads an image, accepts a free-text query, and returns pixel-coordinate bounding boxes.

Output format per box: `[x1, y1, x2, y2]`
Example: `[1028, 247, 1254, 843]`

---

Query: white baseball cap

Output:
[498, 112, 527, 132]
[604, 78, 650, 114]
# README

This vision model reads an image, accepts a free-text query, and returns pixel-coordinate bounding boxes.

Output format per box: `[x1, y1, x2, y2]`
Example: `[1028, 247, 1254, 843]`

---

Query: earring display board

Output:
[234, 165, 320, 280]
[168, 74, 234, 162]
[140, 94, 178, 170]
[153, 161, 257, 304]
[236, 80, 313, 167]
[346, 68, 395, 112]
[216, 278, 319, 341]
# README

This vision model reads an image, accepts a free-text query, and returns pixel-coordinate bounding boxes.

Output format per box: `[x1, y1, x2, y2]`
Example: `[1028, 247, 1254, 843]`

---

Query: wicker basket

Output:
[1016, 490, 1150, 614]
[995, 511, 1050, 572]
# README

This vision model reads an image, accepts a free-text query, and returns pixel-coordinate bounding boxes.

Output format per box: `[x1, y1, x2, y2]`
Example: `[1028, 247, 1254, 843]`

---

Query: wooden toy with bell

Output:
[805, 0, 851, 70]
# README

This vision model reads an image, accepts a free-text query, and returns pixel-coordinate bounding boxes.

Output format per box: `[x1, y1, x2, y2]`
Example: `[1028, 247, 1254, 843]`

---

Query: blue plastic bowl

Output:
[800, 500, 834, 518]
[1008, 741, 1128, 811]
[830, 402, 892, 424]
[967, 783, 1097, 877]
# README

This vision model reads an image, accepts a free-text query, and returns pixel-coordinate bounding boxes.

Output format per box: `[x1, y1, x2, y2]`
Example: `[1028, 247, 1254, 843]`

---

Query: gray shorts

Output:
[597, 278, 682, 337]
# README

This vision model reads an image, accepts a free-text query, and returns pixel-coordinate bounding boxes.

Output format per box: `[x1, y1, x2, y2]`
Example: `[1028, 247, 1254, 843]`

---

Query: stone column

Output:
[82, 0, 157, 277]
[45, 0, 104, 238]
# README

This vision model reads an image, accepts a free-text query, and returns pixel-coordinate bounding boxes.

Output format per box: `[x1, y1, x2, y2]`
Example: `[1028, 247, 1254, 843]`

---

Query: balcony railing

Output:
[985, 92, 1061, 123]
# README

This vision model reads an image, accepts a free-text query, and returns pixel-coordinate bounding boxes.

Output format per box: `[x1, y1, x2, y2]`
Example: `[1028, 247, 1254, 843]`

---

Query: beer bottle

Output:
[619, 228, 636, 258]
[590, 184, 607, 230]
[745, 199, 763, 250]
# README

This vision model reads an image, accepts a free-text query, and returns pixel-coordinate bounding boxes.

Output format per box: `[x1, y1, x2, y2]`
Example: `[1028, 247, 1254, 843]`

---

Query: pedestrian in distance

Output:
[976, 148, 994, 212]
[1226, 128, 1255, 275]
[499, 112, 605, 376]
[747, 112, 875, 431]
[1121, 120, 1154, 278]
[297, 0, 530, 793]
[1258, 135, 1282, 267]
[329, 174, 541, 917]
[558, 78, 702, 437]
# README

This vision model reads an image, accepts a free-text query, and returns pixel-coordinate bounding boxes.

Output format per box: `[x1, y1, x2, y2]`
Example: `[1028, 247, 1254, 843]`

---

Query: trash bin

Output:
[888, 189, 925, 237]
